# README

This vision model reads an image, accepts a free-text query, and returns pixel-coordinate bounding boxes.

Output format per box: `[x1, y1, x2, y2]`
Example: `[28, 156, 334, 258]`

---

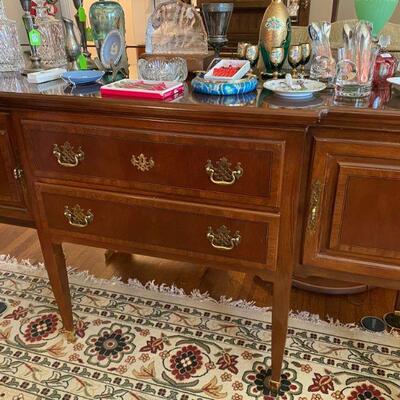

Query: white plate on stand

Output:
[263, 78, 326, 99]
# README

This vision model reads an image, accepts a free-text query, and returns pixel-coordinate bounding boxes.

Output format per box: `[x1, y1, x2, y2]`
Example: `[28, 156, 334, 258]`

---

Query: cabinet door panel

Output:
[0, 113, 24, 207]
[303, 138, 400, 280]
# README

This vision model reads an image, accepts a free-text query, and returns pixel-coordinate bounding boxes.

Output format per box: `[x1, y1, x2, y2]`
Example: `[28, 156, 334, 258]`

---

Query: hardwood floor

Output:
[0, 223, 397, 325]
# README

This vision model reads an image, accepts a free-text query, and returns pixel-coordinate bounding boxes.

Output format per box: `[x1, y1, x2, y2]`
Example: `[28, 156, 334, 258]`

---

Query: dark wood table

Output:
[0, 73, 399, 394]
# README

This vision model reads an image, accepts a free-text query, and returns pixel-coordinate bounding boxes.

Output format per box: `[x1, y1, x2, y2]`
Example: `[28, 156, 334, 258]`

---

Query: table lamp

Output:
[355, 0, 399, 37]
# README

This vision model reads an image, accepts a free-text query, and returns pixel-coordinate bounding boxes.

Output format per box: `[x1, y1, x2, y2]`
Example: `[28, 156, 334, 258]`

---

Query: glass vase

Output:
[35, 0, 67, 68]
[0, 0, 25, 72]
[89, 0, 127, 60]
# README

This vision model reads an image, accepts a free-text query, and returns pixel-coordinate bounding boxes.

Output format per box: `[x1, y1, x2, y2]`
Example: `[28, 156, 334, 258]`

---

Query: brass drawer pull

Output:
[64, 205, 94, 228]
[307, 180, 323, 233]
[131, 153, 155, 172]
[207, 225, 241, 251]
[53, 142, 85, 168]
[205, 157, 243, 186]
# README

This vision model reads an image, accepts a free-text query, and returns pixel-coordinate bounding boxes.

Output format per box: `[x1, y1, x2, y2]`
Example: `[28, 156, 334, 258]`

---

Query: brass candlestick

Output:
[19, 0, 43, 73]
[73, 0, 91, 58]
[270, 47, 284, 79]
[288, 45, 302, 78]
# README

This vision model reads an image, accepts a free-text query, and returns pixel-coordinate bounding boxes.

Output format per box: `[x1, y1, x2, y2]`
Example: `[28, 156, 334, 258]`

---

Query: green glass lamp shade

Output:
[355, 0, 399, 36]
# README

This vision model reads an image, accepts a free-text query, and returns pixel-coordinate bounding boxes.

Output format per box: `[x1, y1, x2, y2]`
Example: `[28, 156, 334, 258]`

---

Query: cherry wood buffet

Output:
[0, 77, 400, 393]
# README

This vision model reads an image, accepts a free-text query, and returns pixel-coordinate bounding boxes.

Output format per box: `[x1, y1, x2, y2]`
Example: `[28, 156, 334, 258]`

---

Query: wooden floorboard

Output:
[0, 223, 396, 325]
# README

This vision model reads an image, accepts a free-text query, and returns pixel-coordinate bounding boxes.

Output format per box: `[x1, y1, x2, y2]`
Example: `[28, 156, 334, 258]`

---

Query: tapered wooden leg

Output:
[38, 234, 74, 337]
[395, 291, 400, 311]
[269, 279, 291, 394]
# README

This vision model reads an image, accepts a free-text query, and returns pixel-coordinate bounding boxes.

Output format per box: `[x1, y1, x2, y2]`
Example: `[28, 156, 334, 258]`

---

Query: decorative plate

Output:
[263, 78, 326, 99]
[191, 74, 258, 96]
[61, 70, 104, 86]
[100, 30, 124, 69]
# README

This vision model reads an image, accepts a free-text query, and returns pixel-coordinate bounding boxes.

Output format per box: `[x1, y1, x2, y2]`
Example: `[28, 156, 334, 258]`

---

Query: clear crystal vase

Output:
[35, 0, 67, 68]
[0, 0, 25, 72]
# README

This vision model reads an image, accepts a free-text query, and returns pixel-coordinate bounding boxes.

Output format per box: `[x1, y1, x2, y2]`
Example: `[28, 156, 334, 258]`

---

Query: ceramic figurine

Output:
[259, 0, 291, 77]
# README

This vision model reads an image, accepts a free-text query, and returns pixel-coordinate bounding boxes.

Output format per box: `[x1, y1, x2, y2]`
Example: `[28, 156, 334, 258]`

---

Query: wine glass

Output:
[288, 45, 302, 78]
[270, 47, 285, 79]
[245, 45, 259, 71]
[300, 43, 311, 77]
[237, 42, 251, 59]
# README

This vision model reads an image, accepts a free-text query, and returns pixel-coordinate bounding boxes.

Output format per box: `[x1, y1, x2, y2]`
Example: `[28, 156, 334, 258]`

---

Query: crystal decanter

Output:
[0, 0, 25, 72]
[34, 0, 67, 68]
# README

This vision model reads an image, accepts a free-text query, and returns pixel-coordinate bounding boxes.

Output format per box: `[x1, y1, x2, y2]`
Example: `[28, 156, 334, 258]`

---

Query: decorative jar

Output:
[259, 0, 291, 76]
[35, 0, 67, 67]
[0, 0, 25, 72]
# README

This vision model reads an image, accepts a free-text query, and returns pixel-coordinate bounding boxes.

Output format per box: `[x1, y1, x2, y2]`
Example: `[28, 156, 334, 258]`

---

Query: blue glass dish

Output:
[191, 74, 258, 95]
[61, 70, 105, 86]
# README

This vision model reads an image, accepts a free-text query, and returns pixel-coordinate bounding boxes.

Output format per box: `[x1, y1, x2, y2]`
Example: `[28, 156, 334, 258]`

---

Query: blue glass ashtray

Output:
[62, 70, 105, 86]
[191, 73, 258, 96]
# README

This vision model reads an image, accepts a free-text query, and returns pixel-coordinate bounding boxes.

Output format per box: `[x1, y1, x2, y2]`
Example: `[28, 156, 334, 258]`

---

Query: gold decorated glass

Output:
[288, 45, 302, 78]
[300, 43, 311, 76]
[270, 47, 285, 79]
[245, 45, 259, 69]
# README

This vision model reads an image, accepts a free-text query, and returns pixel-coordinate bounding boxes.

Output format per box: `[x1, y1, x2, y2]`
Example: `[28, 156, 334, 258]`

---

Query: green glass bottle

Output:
[89, 0, 126, 60]
[259, 0, 291, 77]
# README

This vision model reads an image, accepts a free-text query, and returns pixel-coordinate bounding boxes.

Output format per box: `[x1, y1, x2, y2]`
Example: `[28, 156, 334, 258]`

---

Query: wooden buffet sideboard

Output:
[0, 80, 400, 394]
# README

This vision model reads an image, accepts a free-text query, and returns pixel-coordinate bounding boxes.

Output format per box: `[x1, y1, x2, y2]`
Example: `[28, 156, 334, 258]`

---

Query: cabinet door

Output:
[0, 113, 25, 209]
[303, 137, 400, 280]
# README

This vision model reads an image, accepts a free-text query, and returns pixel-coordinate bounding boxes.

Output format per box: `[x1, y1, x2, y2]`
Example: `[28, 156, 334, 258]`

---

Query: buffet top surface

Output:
[1, 73, 400, 127]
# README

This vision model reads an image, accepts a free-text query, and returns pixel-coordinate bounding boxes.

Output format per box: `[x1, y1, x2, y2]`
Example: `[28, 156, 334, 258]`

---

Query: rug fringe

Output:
[0, 254, 398, 339]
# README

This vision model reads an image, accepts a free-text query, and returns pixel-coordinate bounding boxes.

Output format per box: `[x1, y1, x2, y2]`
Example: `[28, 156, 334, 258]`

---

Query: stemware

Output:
[300, 43, 311, 76]
[245, 45, 259, 70]
[288, 45, 302, 78]
[237, 42, 251, 59]
[270, 47, 285, 79]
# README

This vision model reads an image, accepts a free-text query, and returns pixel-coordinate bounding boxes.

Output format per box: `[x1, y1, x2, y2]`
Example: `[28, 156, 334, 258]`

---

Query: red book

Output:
[100, 79, 184, 100]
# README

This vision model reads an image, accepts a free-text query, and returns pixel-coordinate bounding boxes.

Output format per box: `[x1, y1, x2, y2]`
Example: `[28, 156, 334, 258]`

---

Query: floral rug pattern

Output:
[0, 258, 399, 399]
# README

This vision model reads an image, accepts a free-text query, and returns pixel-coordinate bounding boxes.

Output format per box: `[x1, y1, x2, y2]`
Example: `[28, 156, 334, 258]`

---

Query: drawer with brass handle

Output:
[53, 142, 85, 168]
[23, 120, 284, 209]
[36, 183, 280, 272]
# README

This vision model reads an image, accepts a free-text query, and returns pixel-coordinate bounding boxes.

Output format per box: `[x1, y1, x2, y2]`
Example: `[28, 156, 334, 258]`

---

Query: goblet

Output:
[237, 42, 251, 59]
[288, 45, 302, 78]
[300, 43, 311, 76]
[245, 45, 259, 70]
[270, 47, 285, 79]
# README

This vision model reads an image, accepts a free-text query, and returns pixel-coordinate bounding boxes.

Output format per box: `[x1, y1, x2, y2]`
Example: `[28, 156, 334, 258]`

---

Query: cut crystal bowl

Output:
[138, 57, 188, 82]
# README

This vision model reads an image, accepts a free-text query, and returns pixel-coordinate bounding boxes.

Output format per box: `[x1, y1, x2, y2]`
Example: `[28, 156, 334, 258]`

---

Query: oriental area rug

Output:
[0, 256, 398, 400]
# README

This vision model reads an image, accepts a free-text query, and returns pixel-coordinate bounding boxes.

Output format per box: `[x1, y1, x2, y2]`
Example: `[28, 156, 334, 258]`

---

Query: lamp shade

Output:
[355, 0, 399, 36]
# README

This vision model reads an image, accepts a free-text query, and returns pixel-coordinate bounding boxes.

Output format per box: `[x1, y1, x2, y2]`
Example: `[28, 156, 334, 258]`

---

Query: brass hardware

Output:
[205, 157, 243, 186]
[64, 205, 94, 228]
[307, 180, 323, 233]
[207, 225, 241, 251]
[53, 142, 85, 168]
[13, 168, 23, 180]
[131, 153, 155, 172]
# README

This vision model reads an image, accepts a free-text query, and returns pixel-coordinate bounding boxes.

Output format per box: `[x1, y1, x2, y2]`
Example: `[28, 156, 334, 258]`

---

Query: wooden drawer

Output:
[22, 120, 284, 209]
[36, 184, 280, 272]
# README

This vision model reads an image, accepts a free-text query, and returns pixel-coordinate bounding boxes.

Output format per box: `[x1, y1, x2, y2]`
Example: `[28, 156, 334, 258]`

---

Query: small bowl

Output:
[61, 70, 104, 86]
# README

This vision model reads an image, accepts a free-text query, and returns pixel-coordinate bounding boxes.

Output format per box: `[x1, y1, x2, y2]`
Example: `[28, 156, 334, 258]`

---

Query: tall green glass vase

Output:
[355, 0, 399, 36]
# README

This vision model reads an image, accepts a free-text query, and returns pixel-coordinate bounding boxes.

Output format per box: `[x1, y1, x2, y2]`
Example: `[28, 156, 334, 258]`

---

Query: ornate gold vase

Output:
[259, 0, 291, 76]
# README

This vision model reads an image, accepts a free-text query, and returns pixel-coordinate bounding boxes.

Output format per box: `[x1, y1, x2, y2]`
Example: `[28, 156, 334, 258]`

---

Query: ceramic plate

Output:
[61, 70, 104, 86]
[263, 79, 326, 99]
[100, 30, 124, 69]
